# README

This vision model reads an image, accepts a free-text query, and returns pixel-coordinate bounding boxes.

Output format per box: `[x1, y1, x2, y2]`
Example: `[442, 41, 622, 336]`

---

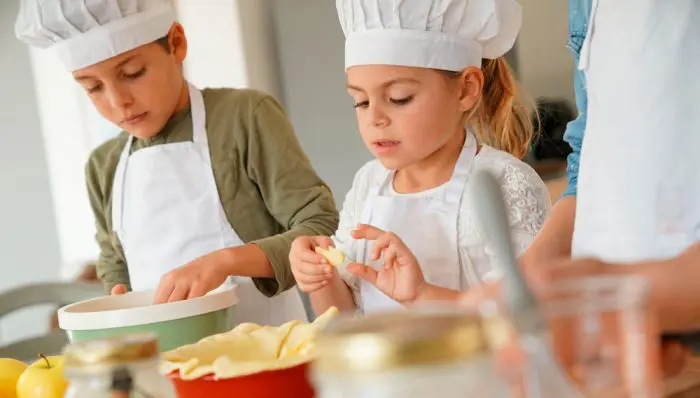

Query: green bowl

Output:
[57, 285, 238, 352]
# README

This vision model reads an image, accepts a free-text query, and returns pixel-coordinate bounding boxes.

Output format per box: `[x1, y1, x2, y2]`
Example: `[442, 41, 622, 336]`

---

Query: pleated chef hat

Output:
[336, 0, 522, 72]
[15, 0, 177, 72]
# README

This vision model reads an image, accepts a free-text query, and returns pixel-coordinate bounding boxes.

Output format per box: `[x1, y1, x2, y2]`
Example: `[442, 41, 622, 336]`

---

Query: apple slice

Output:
[314, 246, 346, 267]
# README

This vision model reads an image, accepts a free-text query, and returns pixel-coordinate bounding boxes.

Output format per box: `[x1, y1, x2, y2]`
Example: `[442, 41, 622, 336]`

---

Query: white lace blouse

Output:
[332, 146, 552, 307]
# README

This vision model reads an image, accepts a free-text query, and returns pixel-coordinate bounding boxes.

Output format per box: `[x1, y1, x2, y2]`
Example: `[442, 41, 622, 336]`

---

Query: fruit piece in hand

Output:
[16, 354, 68, 398]
[314, 247, 346, 267]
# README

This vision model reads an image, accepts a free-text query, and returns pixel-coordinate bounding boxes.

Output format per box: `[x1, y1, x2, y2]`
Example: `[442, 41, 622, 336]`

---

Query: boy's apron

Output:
[112, 83, 308, 325]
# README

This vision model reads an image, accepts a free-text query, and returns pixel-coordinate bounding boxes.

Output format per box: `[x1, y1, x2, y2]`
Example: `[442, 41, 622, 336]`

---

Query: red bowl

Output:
[167, 362, 315, 398]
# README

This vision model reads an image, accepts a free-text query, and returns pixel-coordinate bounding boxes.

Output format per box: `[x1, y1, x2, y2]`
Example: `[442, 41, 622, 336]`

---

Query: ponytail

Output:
[470, 57, 533, 159]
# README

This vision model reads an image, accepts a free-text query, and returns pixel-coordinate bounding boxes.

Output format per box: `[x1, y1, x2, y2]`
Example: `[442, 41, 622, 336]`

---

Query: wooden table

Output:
[665, 357, 700, 397]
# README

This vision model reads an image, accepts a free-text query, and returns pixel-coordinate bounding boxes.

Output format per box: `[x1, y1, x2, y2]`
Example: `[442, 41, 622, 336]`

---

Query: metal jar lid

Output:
[313, 307, 493, 373]
[63, 333, 159, 369]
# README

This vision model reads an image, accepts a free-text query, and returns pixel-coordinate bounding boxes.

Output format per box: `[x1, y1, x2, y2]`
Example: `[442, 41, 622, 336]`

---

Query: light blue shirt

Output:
[562, 0, 592, 197]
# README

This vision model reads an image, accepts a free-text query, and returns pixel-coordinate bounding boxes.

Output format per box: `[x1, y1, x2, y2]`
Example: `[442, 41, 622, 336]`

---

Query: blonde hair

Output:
[446, 57, 534, 159]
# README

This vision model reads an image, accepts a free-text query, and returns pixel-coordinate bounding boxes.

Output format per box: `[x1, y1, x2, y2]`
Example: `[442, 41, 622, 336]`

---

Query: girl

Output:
[290, 0, 551, 316]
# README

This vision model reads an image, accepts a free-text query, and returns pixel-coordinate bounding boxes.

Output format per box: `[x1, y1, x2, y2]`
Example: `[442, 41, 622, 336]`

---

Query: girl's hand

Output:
[347, 224, 426, 304]
[289, 236, 336, 293]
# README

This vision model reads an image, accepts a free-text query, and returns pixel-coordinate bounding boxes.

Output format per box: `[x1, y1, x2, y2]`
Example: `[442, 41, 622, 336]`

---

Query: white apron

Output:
[572, 0, 700, 262]
[359, 134, 477, 314]
[111, 83, 308, 325]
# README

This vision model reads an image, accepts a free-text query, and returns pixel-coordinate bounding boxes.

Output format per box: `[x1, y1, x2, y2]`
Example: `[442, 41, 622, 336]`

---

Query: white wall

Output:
[0, 1, 62, 344]
[237, 0, 283, 98]
[175, 0, 282, 98]
[517, 0, 575, 104]
[175, 0, 248, 90]
[27, 49, 108, 282]
[271, 0, 371, 200]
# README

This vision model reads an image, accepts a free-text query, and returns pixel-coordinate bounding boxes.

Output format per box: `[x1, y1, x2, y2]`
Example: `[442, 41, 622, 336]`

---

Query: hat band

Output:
[53, 4, 177, 72]
[345, 29, 482, 72]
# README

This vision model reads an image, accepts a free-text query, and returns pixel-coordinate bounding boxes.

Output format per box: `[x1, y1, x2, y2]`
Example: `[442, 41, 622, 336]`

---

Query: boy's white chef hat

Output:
[336, 0, 522, 72]
[15, 0, 177, 72]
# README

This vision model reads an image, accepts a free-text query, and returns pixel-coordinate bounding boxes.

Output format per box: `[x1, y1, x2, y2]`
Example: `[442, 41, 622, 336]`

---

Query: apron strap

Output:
[374, 168, 394, 196]
[112, 136, 134, 234]
[187, 83, 212, 166]
[444, 132, 477, 290]
[186, 82, 233, 238]
[444, 132, 478, 204]
[358, 167, 391, 263]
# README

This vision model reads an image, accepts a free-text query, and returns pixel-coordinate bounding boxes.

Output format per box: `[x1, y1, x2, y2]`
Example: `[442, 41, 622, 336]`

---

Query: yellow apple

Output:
[0, 358, 27, 398]
[16, 355, 68, 398]
[315, 246, 346, 267]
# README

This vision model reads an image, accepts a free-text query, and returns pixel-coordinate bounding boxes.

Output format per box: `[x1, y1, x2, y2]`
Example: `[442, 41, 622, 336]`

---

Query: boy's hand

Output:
[459, 280, 688, 382]
[347, 224, 426, 304]
[110, 284, 128, 295]
[528, 245, 700, 380]
[289, 236, 336, 293]
[538, 243, 700, 332]
[152, 250, 231, 304]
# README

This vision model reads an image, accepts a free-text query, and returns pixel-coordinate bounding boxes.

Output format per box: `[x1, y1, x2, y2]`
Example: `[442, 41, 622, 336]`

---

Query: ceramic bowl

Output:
[57, 285, 238, 351]
[166, 362, 315, 398]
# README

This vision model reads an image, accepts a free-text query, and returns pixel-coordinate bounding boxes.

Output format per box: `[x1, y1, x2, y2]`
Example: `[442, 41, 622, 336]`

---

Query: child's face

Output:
[72, 24, 187, 139]
[346, 65, 482, 170]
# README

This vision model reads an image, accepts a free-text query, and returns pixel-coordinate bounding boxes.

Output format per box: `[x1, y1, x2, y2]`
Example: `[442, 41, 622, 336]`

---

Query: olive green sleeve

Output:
[246, 96, 340, 296]
[85, 156, 131, 293]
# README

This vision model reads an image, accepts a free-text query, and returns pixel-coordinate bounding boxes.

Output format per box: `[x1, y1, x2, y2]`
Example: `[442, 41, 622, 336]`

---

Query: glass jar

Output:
[62, 333, 177, 398]
[310, 307, 513, 398]
[536, 275, 656, 397]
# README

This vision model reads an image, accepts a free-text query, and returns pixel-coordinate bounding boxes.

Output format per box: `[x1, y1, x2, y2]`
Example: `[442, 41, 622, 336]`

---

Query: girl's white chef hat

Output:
[15, 0, 177, 72]
[336, 0, 522, 72]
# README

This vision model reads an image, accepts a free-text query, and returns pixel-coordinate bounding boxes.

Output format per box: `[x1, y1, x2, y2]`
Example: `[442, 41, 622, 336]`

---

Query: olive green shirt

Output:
[85, 88, 339, 296]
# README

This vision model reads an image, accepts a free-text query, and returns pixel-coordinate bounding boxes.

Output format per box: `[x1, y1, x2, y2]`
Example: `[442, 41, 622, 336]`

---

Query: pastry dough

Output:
[161, 307, 339, 380]
[314, 246, 346, 267]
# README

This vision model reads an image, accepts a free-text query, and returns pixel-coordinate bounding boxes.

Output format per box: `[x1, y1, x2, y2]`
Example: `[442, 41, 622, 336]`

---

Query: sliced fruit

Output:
[314, 247, 346, 267]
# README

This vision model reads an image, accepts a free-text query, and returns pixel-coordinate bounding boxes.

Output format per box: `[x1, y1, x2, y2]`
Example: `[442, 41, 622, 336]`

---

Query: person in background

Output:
[290, 0, 551, 317]
[517, 0, 699, 377]
[16, 0, 339, 326]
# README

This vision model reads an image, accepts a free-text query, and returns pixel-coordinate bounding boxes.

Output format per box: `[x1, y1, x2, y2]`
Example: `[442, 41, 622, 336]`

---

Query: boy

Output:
[16, 0, 339, 326]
